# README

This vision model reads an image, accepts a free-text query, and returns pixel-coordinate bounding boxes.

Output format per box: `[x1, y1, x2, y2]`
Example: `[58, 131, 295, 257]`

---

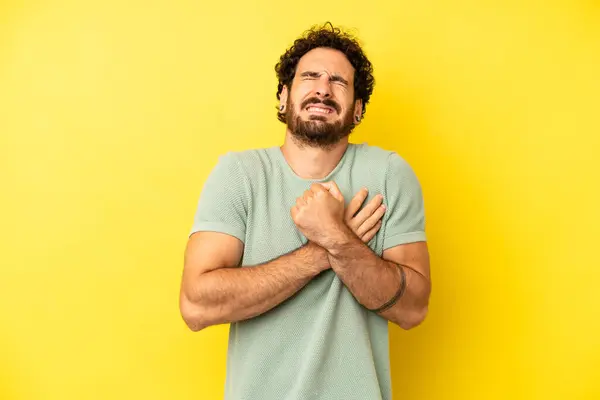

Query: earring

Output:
[355, 115, 361, 122]
[279, 105, 285, 111]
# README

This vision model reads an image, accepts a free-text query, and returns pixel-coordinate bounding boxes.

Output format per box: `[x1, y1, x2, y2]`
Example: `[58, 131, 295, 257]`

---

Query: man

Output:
[179, 23, 431, 400]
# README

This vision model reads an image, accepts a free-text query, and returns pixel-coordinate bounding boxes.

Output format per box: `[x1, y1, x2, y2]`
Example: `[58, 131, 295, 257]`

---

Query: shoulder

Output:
[351, 142, 415, 176]
[213, 147, 272, 169]
[211, 147, 278, 188]
[229, 147, 275, 167]
[221, 147, 278, 178]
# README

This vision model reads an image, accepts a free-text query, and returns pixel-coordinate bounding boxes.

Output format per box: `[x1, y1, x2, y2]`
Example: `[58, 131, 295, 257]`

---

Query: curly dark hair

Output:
[274, 22, 375, 123]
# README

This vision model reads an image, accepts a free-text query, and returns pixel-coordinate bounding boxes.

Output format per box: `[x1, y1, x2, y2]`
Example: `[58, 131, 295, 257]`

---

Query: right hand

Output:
[345, 188, 386, 243]
[307, 187, 385, 273]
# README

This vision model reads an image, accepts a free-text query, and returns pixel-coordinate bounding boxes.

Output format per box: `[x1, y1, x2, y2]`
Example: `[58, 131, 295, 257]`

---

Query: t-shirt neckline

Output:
[273, 143, 355, 183]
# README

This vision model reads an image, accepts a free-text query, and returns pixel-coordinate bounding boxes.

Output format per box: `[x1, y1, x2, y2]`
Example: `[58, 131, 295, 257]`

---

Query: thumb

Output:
[321, 181, 344, 202]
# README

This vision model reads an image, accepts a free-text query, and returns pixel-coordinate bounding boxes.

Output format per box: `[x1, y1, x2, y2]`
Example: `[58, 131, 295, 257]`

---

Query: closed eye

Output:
[298, 71, 349, 86]
[330, 75, 348, 86]
[300, 71, 321, 80]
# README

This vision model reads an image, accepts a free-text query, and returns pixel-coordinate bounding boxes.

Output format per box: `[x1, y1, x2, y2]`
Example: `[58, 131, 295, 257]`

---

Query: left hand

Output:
[291, 181, 346, 248]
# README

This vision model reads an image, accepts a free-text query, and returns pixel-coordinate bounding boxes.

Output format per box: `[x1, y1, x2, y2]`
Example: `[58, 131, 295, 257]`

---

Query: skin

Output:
[278, 48, 363, 179]
[180, 47, 431, 331]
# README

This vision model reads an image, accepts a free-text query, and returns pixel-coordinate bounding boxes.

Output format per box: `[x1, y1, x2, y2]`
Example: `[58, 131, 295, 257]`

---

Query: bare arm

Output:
[180, 188, 385, 332]
[325, 225, 431, 330]
[179, 231, 329, 331]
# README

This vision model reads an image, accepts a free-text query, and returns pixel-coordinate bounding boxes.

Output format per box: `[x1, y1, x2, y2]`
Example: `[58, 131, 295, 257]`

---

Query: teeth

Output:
[307, 106, 331, 114]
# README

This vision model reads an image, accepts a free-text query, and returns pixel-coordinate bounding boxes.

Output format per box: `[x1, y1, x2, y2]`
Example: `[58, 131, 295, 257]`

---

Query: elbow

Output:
[398, 305, 429, 330]
[182, 316, 208, 332]
[398, 280, 431, 330]
[179, 294, 211, 332]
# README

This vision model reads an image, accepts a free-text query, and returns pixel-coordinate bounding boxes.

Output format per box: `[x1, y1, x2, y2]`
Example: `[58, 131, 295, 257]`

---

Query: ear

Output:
[279, 86, 289, 111]
[354, 99, 363, 124]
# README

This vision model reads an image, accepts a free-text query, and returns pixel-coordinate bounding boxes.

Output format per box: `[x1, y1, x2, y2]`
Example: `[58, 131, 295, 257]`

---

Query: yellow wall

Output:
[1, 1, 599, 399]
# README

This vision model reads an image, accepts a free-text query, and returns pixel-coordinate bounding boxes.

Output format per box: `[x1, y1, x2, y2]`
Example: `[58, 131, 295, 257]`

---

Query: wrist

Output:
[323, 223, 359, 256]
[304, 241, 331, 273]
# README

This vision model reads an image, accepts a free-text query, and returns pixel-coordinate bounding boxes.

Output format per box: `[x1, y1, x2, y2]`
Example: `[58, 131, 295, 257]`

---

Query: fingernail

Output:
[381, 204, 386, 210]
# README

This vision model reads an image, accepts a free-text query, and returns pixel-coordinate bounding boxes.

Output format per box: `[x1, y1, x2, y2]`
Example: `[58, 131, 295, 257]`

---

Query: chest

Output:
[240, 171, 386, 266]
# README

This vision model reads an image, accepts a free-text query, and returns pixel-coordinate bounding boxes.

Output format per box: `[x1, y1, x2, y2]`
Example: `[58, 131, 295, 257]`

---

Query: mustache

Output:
[301, 97, 341, 114]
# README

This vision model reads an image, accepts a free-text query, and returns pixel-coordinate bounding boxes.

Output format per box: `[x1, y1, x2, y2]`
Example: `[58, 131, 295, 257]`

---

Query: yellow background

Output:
[1, 0, 599, 399]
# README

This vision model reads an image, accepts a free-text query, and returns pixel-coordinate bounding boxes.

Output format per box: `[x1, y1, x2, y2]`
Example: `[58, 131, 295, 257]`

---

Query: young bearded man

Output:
[180, 22, 431, 400]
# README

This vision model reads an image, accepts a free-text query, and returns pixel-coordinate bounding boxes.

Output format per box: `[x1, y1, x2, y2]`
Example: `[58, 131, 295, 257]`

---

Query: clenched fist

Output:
[290, 181, 346, 249]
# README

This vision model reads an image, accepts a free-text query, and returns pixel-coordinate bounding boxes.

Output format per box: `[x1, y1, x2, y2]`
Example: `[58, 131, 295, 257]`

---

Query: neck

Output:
[280, 129, 349, 180]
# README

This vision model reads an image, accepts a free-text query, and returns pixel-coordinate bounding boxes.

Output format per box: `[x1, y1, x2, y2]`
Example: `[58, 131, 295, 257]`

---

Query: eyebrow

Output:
[299, 71, 349, 85]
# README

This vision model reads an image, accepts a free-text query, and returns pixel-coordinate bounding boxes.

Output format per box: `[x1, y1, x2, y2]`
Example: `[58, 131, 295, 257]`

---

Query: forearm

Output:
[182, 243, 328, 330]
[326, 228, 430, 329]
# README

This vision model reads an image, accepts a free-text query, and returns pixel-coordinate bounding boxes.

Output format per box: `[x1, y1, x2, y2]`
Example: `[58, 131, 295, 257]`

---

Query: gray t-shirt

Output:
[190, 142, 426, 400]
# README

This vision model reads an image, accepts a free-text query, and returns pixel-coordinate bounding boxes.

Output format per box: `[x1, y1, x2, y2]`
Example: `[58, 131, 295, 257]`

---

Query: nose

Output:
[314, 76, 332, 98]
[316, 88, 331, 98]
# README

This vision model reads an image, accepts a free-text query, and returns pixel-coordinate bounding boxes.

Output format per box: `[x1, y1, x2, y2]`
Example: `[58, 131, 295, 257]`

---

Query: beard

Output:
[286, 97, 357, 149]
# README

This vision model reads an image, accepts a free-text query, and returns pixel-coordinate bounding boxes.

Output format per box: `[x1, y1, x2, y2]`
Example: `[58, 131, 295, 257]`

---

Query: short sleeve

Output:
[189, 152, 249, 243]
[382, 153, 427, 250]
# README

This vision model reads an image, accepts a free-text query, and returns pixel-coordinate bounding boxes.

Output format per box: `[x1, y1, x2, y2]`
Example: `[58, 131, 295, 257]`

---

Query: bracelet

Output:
[368, 264, 407, 313]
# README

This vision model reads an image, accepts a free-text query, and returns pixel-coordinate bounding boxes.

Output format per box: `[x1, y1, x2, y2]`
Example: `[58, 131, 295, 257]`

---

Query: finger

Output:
[353, 194, 383, 227]
[296, 197, 307, 207]
[309, 184, 329, 200]
[310, 183, 326, 193]
[302, 189, 314, 201]
[356, 203, 386, 236]
[361, 220, 382, 243]
[356, 205, 385, 237]
[321, 181, 344, 201]
[345, 188, 368, 221]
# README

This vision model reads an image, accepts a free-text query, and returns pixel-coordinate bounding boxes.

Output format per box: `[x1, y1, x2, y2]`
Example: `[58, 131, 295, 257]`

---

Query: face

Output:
[281, 47, 362, 148]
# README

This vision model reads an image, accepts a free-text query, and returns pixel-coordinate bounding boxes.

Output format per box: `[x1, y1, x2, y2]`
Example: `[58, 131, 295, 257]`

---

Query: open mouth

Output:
[305, 105, 335, 115]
